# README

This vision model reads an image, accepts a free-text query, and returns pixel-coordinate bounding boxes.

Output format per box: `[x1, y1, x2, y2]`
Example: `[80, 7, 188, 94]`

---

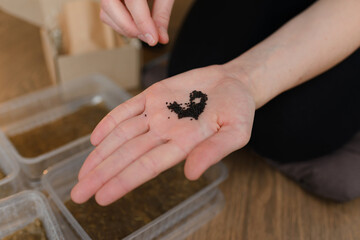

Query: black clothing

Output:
[168, 0, 360, 163]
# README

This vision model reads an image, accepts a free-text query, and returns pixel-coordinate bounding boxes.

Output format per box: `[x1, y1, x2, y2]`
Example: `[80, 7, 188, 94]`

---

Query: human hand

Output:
[71, 65, 255, 206]
[100, 0, 175, 46]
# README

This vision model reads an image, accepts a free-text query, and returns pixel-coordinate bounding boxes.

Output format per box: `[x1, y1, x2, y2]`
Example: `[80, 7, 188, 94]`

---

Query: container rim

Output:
[0, 74, 129, 115]
[0, 144, 20, 186]
[4, 133, 91, 165]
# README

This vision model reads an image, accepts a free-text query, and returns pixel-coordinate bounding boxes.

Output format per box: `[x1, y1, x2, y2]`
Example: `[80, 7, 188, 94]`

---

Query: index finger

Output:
[124, 0, 158, 46]
[101, 0, 140, 37]
[91, 93, 146, 146]
[152, 0, 175, 44]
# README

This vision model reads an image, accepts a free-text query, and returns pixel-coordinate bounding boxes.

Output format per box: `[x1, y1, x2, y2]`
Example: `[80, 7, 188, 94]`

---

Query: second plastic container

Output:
[42, 148, 228, 240]
[0, 74, 131, 179]
[0, 190, 64, 240]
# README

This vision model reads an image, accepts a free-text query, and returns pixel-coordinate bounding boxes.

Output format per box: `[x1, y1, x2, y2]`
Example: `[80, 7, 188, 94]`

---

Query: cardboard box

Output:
[0, 0, 141, 90]
[0, 0, 43, 26]
[40, 28, 141, 89]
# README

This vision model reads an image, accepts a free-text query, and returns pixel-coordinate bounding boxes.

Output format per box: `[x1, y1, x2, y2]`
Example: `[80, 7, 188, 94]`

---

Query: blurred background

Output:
[1, 1, 360, 240]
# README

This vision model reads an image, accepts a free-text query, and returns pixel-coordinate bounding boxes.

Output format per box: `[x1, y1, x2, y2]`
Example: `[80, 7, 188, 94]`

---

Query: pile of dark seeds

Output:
[166, 90, 208, 120]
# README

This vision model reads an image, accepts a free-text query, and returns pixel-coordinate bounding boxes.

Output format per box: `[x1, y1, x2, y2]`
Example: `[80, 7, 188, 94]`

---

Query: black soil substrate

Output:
[8, 104, 109, 158]
[2, 218, 48, 240]
[166, 90, 208, 120]
[65, 164, 208, 240]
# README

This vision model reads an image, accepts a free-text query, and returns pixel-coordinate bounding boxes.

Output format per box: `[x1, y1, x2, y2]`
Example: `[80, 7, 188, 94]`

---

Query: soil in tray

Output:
[65, 164, 208, 240]
[8, 104, 109, 158]
[0, 168, 5, 180]
[2, 218, 47, 240]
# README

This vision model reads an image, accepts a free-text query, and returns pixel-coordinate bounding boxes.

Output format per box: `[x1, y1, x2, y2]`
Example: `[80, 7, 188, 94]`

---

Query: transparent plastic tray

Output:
[42, 148, 228, 240]
[0, 145, 21, 198]
[155, 189, 225, 240]
[0, 74, 131, 179]
[0, 190, 64, 240]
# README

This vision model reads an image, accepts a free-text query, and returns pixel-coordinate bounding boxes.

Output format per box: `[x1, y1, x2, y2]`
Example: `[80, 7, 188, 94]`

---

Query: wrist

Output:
[222, 59, 266, 109]
[221, 41, 293, 109]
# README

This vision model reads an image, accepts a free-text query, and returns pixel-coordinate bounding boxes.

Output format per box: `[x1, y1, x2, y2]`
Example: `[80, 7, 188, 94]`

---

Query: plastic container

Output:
[0, 190, 65, 240]
[156, 189, 225, 240]
[42, 148, 228, 240]
[0, 74, 131, 179]
[0, 145, 21, 198]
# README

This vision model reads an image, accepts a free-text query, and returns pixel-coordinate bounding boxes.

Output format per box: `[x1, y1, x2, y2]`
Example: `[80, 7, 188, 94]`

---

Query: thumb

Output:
[185, 125, 250, 180]
[152, 0, 175, 44]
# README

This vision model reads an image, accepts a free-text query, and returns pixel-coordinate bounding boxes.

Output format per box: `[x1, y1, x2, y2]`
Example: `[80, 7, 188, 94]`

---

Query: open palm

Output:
[71, 66, 255, 205]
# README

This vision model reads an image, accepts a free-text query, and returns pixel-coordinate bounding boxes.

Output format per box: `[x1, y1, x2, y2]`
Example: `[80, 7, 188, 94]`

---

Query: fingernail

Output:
[145, 33, 156, 45]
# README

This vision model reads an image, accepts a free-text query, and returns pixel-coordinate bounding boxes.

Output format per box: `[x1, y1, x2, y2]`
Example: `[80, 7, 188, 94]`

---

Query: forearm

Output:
[224, 0, 360, 108]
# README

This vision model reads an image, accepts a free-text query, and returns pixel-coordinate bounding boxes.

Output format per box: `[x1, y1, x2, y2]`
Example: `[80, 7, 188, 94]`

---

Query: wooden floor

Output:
[1, 7, 360, 240]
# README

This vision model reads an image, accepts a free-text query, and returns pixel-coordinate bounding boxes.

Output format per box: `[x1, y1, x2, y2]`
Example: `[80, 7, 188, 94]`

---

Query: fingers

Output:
[101, 0, 172, 45]
[101, 0, 159, 46]
[124, 0, 158, 46]
[152, 0, 175, 44]
[71, 131, 166, 204]
[90, 93, 145, 146]
[78, 114, 149, 180]
[185, 125, 250, 180]
[100, 10, 126, 35]
[101, 0, 140, 37]
[94, 140, 187, 206]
